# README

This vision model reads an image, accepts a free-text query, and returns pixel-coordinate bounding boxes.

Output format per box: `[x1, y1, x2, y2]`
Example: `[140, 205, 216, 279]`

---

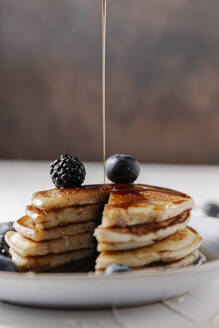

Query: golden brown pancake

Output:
[14, 216, 96, 242]
[95, 210, 190, 251]
[9, 247, 94, 272]
[31, 184, 113, 210]
[95, 250, 200, 275]
[26, 203, 103, 229]
[95, 227, 202, 270]
[102, 184, 194, 227]
[5, 231, 95, 257]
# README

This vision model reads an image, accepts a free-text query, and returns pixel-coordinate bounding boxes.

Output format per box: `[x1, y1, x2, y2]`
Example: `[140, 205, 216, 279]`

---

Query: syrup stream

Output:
[102, 0, 107, 183]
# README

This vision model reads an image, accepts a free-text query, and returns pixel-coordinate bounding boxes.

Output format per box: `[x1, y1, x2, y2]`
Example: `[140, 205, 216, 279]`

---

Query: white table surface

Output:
[1, 160, 219, 328]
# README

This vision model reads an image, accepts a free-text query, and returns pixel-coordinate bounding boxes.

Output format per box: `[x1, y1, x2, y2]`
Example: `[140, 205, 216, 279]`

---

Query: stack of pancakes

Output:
[94, 185, 203, 273]
[5, 184, 203, 273]
[5, 186, 109, 272]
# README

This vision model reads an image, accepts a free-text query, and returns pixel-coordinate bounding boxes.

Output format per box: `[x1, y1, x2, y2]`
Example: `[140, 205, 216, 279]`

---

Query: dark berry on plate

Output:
[203, 203, 219, 218]
[0, 255, 17, 272]
[0, 221, 15, 257]
[50, 154, 86, 188]
[105, 264, 132, 275]
[0, 221, 15, 236]
[106, 154, 140, 183]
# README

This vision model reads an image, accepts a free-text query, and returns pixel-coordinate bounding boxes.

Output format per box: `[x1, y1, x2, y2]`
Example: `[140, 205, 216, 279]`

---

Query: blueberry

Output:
[0, 221, 15, 236]
[0, 237, 8, 257]
[203, 203, 219, 217]
[105, 264, 132, 275]
[106, 154, 140, 184]
[0, 221, 15, 257]
[0, 255, 17, 272]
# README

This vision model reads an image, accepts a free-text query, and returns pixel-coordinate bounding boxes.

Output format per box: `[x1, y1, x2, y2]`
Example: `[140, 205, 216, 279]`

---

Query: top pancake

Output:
[102, 185, 194, 227]
[31, 184, 113, 210]
[31, 184, 193, 227]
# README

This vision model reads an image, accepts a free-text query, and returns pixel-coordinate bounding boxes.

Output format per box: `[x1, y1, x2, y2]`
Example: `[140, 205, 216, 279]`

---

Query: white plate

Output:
[0, 215, 219, 308]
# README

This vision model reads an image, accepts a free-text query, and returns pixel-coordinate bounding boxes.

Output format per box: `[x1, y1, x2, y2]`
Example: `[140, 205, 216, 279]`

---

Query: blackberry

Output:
[50, 154, 86, 188]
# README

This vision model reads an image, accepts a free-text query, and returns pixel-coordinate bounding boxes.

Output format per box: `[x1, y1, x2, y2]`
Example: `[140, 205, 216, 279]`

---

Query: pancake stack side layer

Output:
[5, 184, 203, 272]
[94, 185, 203, 273]
[5, 185, 111, 272]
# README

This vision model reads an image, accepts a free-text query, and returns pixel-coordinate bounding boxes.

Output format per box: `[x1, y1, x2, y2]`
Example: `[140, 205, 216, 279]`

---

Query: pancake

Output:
[140, 250, 200, 271]
[102, 184, 194, 227]
[26, 204, 103, 229]
[31, 184, 193, 229]
[95, 250, 200, 275]
[95, 210, 190, 251]
[9, 247, 94, 272]
[95, 227, 202, 270]
[14, 216, 96, 242]
[31, 184, 113, 210]
[5, 231, 95, 257]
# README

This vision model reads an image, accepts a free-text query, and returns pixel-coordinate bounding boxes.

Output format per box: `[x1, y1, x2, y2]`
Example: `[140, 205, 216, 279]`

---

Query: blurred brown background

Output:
[0, 0, 219, 163]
